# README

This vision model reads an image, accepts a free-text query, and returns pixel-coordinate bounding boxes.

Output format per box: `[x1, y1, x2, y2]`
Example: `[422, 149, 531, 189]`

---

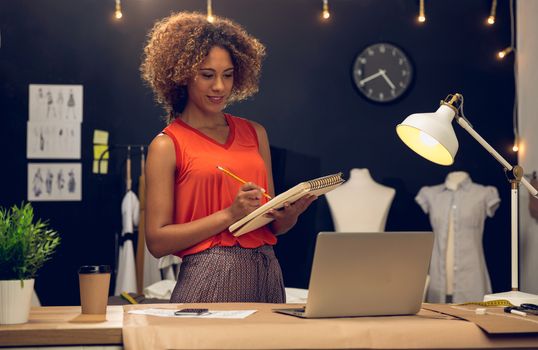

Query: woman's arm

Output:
[145, 133, 264, 257]
[251, 122, 317, 236]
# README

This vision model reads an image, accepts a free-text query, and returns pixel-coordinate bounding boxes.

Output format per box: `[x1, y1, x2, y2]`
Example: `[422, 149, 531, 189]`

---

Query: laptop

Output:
[273, 231, 433, 318]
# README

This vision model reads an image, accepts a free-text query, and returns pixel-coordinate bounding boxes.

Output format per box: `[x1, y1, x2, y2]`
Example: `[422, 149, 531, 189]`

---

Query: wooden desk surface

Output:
[3, 303, 538, 349]
[0, 306, 123, 347]
[123, 303, 538, 350]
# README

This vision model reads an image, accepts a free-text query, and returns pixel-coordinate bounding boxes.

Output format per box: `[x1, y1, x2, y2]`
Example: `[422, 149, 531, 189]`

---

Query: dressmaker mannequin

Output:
[415, 171, 500, 303]
[326, 168, 395, 232]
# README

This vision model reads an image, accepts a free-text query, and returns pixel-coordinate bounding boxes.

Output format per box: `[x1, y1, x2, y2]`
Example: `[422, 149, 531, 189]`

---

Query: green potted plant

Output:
[0, 202, 60, 324]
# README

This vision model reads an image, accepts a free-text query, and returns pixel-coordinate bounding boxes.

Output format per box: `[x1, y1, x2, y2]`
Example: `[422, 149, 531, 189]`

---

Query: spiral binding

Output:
[307, 172, 344, 190]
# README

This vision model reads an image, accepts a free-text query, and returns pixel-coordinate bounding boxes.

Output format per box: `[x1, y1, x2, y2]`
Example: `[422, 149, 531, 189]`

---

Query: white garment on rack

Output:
[114, 190, 139, 295]
[158, 255, 181, 280]
[143, 244, 162, 289]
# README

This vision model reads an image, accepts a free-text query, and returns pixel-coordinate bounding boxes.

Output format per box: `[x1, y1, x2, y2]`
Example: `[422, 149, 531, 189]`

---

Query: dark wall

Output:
[0, 0, 516, 305]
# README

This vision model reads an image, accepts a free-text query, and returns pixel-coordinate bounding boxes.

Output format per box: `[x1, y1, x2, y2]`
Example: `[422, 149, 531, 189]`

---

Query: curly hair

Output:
[140, 12, 266, 122]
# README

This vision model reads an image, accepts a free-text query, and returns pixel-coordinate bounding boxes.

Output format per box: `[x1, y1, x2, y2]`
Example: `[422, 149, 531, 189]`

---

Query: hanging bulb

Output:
[512, 135, 520, 152]
[487, 0, 497, 25]
[497, 47, 513, 59]
[417, 0, 426, 23]
[207, 0, 214, 23]
[322, 0, 330, 20]
[114, 0, 122, 19]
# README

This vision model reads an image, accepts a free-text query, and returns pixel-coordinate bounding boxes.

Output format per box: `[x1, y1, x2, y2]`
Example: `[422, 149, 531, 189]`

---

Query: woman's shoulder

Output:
[149, 133, 175, 153]
[226, 113, 266, 133]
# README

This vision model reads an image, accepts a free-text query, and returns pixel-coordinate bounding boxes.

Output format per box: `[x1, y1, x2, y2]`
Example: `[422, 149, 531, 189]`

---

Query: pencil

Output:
[216, 166, 272, 200]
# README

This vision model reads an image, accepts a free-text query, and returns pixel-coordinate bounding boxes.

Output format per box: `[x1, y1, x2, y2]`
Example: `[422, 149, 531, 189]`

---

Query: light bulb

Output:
[497, 47, 513, 59]
[322, 0, 330, 20]
[419, 131, 439, 147]
[418, 0, 425, 23]
[487, 16, 495, 25]
[207, 15, 214, 23]
[512, 144, 519, 152]
[114, 0, 122, 20]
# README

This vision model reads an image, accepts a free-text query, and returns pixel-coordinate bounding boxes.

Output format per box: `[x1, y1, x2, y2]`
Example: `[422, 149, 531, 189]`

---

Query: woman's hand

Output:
[266, 194, 317, 235]
[227, 182, 265, 221]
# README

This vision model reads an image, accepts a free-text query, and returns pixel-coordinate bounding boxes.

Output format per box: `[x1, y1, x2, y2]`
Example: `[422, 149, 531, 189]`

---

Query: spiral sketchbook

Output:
[229, 172, 345, 237]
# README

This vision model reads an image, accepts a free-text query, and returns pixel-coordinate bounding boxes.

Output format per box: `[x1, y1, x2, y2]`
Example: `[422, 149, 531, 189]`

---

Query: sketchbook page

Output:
[228, 182, 310, 235]
[230, 182, 343, 237]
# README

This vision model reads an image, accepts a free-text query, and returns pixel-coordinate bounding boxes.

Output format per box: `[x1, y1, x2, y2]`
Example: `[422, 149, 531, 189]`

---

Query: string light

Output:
[512, 135, 519, 152]
[507, 0, 519, 154]
[487, 0, 497, 25]
[322, 0, 330, 20]
[207, 0, 214, 23]
[417, 0, 426, 23]
[114, 0, 122, 19]
[497, 46, 513, 59]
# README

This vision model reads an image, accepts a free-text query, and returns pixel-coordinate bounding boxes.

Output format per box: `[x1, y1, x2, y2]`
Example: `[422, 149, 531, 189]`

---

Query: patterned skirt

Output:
[169, 245, 286, 303]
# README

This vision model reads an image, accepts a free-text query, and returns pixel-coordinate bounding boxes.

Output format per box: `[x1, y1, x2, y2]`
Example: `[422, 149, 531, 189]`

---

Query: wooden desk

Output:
[122, 303, 538, 350]
[2, 304, 538, 349]
[0, 306, 123, 347]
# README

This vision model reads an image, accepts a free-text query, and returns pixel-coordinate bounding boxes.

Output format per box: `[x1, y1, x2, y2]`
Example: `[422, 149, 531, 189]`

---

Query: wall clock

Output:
[352, 42, 413, 103]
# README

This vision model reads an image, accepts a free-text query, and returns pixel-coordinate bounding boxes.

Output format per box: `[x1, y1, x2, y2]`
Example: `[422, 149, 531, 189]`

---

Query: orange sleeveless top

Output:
[163, 114, 277, 258]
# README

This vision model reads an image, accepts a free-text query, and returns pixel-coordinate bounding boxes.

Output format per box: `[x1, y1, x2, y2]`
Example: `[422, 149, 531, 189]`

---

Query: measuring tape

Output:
[121, 291, 139, 304]
[455, 299, 515, 307]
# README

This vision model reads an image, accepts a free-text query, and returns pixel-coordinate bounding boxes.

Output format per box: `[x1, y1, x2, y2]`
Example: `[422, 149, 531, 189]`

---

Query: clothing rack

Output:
[100, 144, 147, 292]
[96, 144, 147, 175]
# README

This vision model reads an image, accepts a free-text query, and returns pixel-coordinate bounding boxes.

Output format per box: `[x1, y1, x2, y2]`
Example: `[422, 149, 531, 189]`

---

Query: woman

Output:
[141, 12, 316, 303]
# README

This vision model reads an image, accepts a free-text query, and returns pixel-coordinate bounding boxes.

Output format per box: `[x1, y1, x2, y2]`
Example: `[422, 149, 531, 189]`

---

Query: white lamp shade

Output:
[396, 105, 459, 166]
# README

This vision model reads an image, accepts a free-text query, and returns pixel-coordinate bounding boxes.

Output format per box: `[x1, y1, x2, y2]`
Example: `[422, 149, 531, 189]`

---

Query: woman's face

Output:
[186, 46, 234, 116]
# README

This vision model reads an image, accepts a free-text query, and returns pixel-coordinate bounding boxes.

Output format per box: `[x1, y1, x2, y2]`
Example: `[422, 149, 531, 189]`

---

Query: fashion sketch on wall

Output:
[27, 84, 83, 159]
[28, 163, 82, 201]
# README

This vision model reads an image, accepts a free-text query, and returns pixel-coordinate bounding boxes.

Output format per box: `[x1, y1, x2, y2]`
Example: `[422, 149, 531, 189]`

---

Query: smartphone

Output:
[174, 308, 210, 316]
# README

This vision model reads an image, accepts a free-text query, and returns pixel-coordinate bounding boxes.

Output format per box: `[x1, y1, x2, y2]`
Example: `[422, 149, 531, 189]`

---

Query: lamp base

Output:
[483, 290, 538, 306]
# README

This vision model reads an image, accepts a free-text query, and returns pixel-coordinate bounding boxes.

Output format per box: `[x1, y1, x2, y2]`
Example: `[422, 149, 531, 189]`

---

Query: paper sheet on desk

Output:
[128, 308, 257, 319]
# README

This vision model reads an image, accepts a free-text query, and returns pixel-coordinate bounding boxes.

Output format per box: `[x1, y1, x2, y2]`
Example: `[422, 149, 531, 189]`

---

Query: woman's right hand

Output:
[228, 182, 264, 221]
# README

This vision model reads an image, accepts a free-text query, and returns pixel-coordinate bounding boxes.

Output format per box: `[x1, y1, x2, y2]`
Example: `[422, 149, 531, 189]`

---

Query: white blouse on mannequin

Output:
[325, 168, 395, 232]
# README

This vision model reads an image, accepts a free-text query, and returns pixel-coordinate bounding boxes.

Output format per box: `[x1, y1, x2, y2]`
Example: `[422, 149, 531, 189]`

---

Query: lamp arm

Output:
[456, 117, 538, 198]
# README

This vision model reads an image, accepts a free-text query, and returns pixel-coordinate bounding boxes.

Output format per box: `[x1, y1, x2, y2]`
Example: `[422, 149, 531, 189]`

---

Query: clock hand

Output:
[358, 70, 384, 86]
[379, 69, 396, 90]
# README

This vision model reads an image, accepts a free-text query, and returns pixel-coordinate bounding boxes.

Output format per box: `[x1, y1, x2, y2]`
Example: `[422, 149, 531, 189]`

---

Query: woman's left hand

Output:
[266, 194, 317, 235]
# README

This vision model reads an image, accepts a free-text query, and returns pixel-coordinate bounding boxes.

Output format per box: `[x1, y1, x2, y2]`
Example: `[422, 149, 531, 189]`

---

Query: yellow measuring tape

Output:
[120, 291, 139, 304]
[455, 299, 515, 307]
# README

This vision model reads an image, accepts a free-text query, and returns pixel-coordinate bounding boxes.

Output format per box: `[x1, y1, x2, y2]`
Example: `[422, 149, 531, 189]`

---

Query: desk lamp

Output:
[396, 93, 538, 306]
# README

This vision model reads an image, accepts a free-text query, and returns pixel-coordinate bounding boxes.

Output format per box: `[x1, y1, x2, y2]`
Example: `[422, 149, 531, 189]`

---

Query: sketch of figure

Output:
[46, 91, 57, 119]
[36, 87, 46, 119]
[39, 128, 45, 151]
[68, 169, 76, 193]
[66, 89, 76, 120]
[32, 168, 44, 197]
[57, 169, 65, 191]
[45, 169, 54, 195]
[56, 91, 64, 120]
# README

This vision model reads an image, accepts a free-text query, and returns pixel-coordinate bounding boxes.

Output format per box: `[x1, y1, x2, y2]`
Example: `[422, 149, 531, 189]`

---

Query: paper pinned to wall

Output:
[93, 160, 108, 174]
[27, 121, 81, 159]
[28, 163, 82, 201]
[29, 84, 83, 122]
[93, 129, 109, 145]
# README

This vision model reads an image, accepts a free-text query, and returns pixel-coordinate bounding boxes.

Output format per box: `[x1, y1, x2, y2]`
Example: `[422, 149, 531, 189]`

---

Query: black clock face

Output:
[352, 43, 413, 103]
